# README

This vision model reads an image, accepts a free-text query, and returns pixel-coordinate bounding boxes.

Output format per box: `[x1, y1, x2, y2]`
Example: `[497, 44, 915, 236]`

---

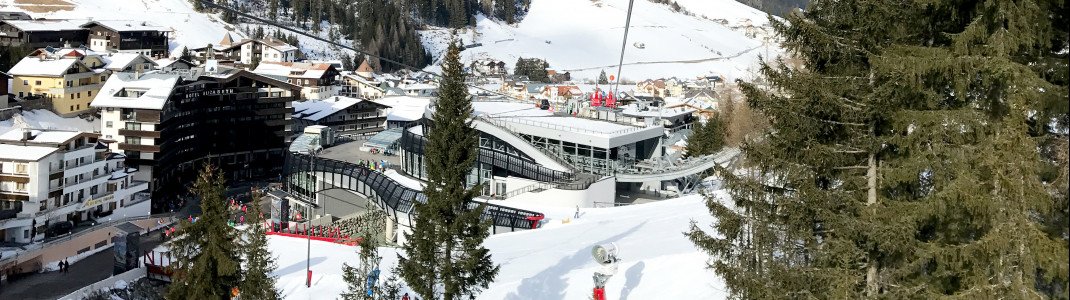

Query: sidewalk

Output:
[0, 230, 165, 299]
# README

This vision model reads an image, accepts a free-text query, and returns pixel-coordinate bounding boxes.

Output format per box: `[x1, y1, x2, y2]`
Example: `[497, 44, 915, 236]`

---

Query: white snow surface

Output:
[422, 0, 781, 82]
[0, 110, 99, 136]
[264, 193, 728, 299]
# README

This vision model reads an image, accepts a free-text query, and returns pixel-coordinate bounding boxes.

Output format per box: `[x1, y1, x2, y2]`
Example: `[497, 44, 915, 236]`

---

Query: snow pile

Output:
[269, 193, 728, 299]
[421, 0, 781, 81]
[5, 0, 247, 53]
[0, 109, 98, 135]
[41, 243, 113, 272]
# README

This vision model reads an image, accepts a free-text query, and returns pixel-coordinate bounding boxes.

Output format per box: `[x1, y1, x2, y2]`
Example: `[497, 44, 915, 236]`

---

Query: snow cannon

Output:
[591, 243, 620, 266]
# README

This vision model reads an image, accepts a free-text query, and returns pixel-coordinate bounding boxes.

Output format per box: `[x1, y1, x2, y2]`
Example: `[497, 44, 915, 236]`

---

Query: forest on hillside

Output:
[200, 0, 534, 72]
[735, 0, 808, 17]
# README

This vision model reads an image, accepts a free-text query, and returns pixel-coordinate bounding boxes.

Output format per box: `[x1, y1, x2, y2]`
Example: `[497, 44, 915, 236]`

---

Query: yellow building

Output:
[8, 48, 111, 116]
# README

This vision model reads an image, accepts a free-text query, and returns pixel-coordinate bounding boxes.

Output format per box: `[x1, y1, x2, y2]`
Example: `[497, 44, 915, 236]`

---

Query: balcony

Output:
[118, 129, 161, 138]
[117, 143, 160, 153]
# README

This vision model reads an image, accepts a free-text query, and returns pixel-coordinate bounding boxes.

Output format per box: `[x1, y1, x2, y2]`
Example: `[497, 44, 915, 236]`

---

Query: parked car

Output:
[46, 221, 75, 237]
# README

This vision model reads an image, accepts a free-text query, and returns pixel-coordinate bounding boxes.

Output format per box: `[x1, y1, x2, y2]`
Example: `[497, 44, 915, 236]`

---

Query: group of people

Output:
[58, 258, 70, 274]
[357, 159, 390, 173]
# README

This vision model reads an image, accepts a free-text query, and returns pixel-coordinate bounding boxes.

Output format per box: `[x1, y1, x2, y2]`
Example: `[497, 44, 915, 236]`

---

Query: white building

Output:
[252, 62, 341, 100]
[221, 35, 297, 65]
[0, 129, 148, 244]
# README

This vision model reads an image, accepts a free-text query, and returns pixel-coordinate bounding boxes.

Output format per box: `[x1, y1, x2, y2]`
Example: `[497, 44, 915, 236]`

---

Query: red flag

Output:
[607, 92, 615, 108]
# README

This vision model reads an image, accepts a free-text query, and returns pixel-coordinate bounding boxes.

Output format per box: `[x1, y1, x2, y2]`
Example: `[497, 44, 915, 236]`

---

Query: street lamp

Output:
[306, 141, 322, 288]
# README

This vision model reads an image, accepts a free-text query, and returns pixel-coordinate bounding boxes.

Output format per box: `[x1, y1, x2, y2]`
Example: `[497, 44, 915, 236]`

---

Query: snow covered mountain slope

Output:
[0, 0, 247, 53]
[422, 0, 780, 81]
[267, 193, 728, 299]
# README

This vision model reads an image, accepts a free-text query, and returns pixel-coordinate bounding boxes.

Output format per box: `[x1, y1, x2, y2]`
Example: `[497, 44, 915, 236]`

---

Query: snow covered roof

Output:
[0, 110, 99, 136]
[91, 72, 181, 110]
[293, 96, 369, 122]
[7, 56, 80, 77]
[1, 19, 87, 32]
[253, 62, 333, 80]
[372, 96, 430, 122]
[620, 103, 696, 118]
[0, 143, 58, 161]
[403, 83, 437, 91]
[0, 129, 83, 144]
[82, 20, 172, 32]
[262, 38, 298, 52]
[103, 53, 156, 71]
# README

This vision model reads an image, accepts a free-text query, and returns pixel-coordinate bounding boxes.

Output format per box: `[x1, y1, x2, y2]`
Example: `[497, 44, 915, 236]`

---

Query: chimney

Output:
[21, 128, 32, 142]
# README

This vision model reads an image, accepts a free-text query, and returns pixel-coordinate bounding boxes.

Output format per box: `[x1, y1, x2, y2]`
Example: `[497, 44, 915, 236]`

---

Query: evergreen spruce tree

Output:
[238, 191, 280, 300]
[597, 69, 609, 84]
[684, 118, 709, 158]
[687, 0, 1069, 298]
[341, 236, 382, 300]
[399, 41, 499, 300]
[166, 164, 242, 300]
[268, 0, 278, 19]
[312, 0, 323, 34]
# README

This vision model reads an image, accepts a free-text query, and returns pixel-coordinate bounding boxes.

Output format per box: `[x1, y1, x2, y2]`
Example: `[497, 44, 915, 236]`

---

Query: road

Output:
[0, 229, 166, 299]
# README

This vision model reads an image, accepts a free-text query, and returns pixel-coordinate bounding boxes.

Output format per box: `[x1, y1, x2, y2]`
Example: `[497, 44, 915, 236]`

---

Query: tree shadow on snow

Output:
[275, 256, 328, 276]
[505, 221, 648, 300]
[619, 261, 646, 300]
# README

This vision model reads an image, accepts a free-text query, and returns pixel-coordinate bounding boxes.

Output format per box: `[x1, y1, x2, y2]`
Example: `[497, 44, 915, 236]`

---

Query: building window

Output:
[106, 121, 113, 128]
[15, 182, 26, 191]
[15, 163, 27, 173]
[125, 136, 141, 145]
[67, 80, 72, 87]
[88, 90, 92, 97]
[35, 80, 41, 85]
[125, 122, 141, 130]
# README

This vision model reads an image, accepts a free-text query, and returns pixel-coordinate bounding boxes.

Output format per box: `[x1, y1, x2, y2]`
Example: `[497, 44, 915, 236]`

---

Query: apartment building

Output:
[0, 19, 87, 49]
[252, 61, 340, 99]
[92, 67, 299, 213]
[292, 96, 389, 138]
[0, 129, 148, 244]
[82, 20, 171, 58]
[8, 47, 111, 116]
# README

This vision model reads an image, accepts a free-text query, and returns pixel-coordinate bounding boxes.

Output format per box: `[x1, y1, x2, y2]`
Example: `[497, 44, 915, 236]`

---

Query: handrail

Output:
[474, 115, 578, 174]
[286, 152, 544, 232]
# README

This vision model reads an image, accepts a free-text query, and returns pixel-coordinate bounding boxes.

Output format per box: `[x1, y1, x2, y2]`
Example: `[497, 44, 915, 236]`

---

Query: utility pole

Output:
[306, 139, 321, 288]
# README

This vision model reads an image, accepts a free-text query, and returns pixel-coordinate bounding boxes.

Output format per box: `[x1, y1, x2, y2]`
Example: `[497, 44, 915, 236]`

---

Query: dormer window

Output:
[115, 88, 148, 98]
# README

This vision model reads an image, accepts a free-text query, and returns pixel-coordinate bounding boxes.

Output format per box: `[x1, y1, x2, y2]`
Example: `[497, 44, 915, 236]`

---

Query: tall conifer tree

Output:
[687, 0, 1069, 298]
[399, 41, 499, 300]
[166, 165, 242, 300]
[238, 191, 280, 300]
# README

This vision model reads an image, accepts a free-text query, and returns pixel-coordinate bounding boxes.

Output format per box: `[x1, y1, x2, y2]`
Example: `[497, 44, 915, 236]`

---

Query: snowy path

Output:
[270, 193, 729, 299]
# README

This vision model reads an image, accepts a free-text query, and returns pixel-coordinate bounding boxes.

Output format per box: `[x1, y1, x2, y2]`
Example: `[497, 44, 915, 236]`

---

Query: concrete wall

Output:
[503, 176, 615, 208]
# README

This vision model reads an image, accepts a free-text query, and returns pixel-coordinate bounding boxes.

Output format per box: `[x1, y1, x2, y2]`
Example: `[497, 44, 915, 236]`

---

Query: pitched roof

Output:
[219, 33, 234, 46]
[103, 53, 157, 71]
[7, 56, 80, 77]
[252, 62, 335, 79]
[0, 143, 58, 161]
[356, 59, 374, 74]
[293, 96, 368, 121]
[82, 20, 171, 32]
[91, 72, 181, 110]
[1, 19, 87, 32]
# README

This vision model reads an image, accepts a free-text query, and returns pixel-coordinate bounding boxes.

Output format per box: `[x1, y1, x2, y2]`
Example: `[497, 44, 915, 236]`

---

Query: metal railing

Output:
[475, 115, 578, 174]
[0, 212, 175, 268]
[285, 152, 545, 233]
